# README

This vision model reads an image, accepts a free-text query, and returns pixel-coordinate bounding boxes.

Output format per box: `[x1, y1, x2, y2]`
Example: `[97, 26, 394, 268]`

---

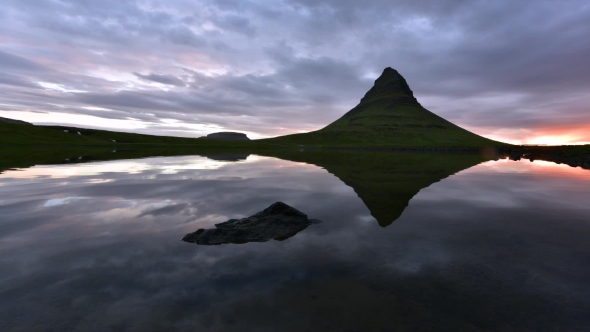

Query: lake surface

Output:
[0, 151, 589, 331]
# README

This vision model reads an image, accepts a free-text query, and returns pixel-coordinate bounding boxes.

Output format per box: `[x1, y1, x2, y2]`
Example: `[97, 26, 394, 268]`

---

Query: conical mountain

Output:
[272, 67, 501, 147]
[331, 67, 421, 119]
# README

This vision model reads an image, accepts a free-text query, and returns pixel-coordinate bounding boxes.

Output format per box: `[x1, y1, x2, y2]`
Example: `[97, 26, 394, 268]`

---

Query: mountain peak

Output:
[275, 66, 499, 147]
[360, 67, 417, 104]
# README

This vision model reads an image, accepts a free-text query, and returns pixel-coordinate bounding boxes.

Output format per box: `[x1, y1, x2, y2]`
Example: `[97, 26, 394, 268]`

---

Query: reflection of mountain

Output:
[260, 150, 489, 227]
[1, 146, 487, 227]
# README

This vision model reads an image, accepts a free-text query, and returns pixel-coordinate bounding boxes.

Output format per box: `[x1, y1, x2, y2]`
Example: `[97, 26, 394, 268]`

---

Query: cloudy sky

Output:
[1, 0, 589, 144]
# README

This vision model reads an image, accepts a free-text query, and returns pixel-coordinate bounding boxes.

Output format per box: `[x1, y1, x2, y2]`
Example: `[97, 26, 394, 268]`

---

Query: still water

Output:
[0, 151, 588, 331]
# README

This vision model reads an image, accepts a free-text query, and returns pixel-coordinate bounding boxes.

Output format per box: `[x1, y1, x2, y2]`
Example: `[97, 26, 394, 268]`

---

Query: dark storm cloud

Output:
[1, 0, 589, 141]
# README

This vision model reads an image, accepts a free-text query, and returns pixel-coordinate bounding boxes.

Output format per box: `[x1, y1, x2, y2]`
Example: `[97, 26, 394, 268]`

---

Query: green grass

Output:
[0, 121, 203, 145]
[265, 99, 505, 147]
[264, 126, 503, 147]
[0, 122, 182, 145]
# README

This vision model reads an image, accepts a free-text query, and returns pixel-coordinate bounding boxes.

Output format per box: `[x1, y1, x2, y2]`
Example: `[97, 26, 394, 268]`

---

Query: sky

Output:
[1, 0, 589, 144]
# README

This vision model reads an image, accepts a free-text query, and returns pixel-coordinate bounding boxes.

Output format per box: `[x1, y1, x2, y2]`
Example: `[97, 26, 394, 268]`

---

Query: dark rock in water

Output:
[203, 132, 250, 141]
[182, 202, 321, 245]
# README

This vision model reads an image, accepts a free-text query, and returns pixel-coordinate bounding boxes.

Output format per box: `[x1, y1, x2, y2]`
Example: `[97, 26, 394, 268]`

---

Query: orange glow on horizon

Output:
[474, 123, 590, 146]
[478, 159, 590, 181]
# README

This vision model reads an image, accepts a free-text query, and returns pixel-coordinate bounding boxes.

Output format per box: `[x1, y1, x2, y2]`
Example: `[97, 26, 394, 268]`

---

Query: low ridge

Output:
[271, 67, 502, 147]
[0, 116, 31, 126]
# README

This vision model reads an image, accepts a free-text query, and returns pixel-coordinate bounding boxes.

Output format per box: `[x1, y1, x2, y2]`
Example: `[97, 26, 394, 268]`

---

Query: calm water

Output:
[0, 152, 589, 331]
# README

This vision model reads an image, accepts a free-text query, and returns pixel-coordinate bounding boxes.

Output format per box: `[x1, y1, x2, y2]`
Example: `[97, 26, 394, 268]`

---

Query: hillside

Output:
[0, 116, 32, 126]
[0, 121, 262, 147]
[269, 67, 503, 147]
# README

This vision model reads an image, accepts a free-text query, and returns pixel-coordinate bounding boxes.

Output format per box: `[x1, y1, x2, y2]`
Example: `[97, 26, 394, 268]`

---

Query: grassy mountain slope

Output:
[269, 68, 504, 147]
[0, 116, 32, 125]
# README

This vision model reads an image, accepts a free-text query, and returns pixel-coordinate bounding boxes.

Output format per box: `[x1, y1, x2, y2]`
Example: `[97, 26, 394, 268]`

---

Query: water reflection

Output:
[204, 153, 251, 162]
[261, 150, 489, 226]
[0, 147, 490, 227]
[0, 148, 589, 331]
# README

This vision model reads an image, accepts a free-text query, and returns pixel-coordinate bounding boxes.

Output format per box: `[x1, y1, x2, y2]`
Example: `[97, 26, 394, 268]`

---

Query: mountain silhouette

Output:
[271, 67, 500, 147]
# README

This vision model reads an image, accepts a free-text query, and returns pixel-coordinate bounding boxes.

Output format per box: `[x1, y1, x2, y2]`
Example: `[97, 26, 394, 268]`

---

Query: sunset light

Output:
[1, 2, 589, 330]
[0, 1, 588, 143]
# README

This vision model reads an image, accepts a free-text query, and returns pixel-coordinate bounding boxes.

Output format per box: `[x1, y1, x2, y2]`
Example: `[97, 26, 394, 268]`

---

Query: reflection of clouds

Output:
[0, 156, 589, 330]
[416, 159, 590, 211]
[44, 197, 77, 207]
[0, 155, 260, 180]
[477, 158, 590, 178]
[0, 155, 351, 242]
[137, 203, 189, 217]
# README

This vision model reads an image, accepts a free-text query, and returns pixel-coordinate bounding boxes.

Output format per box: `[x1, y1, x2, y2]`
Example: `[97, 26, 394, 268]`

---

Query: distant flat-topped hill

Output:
[201, 132, 250, 141]
[269, 67, 502, 147]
